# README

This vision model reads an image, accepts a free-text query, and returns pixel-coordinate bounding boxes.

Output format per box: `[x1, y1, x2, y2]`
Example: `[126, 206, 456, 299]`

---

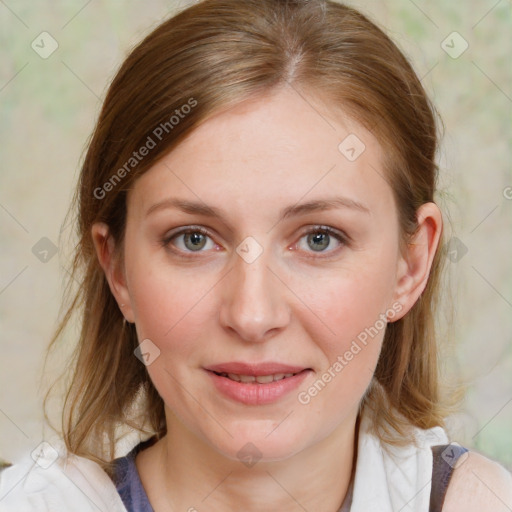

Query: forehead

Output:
[128, 86, 393, 221]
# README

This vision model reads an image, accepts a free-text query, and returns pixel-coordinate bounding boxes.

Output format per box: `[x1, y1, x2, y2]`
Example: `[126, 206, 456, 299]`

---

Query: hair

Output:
[44, 0, 455, 474]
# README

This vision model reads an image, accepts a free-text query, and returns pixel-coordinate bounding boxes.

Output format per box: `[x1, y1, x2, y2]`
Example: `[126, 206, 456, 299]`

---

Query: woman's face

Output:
[118, 86, 409, 462]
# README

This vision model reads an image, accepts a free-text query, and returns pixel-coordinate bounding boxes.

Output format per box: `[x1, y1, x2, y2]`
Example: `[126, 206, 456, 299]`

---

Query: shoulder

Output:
[0, 446, 127, 512]
[443, 450, 512, 512]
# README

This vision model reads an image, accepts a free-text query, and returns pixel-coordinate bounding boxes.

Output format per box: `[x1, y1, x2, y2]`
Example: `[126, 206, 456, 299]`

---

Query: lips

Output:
[204, 362, 310, 376]
[214, 372, 300, 383]
[205, 364, 312, 405]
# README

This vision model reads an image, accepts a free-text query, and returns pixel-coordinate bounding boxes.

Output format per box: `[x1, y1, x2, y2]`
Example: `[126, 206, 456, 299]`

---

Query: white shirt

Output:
[0, 408, 448, 512]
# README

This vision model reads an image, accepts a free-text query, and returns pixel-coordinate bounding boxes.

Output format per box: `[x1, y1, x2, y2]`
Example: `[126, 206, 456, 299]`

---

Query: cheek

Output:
[289, 249, 397, 349]
[287, 248, 397, 407]
[296, 275, 387, 418]
[126, 250, 219, 359]
[306, 278, 386, 379]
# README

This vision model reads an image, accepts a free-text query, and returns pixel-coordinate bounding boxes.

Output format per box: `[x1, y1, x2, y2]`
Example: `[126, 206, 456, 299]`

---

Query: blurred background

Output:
[1, 0, 511, 469]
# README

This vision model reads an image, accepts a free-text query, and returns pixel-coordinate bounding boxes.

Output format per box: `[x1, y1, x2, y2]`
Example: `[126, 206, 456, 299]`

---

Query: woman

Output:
[1, 0, 510, 510]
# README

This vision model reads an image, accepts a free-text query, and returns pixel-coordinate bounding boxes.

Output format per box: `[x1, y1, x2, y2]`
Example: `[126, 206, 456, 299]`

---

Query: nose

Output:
[219, 247, 290, 343]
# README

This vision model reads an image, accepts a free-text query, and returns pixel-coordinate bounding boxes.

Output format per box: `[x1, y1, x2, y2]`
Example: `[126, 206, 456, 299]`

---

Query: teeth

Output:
[255, 375, 274, 384]
[218, 371, 299, 383]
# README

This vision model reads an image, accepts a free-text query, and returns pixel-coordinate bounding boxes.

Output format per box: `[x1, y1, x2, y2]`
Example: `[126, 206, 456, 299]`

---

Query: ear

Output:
[91, 222, 135, 323]
[390, 202, 443, 322]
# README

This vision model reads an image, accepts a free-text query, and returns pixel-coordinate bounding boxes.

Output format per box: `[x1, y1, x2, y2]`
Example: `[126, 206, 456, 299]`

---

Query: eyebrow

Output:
[145, 196, 371, 222]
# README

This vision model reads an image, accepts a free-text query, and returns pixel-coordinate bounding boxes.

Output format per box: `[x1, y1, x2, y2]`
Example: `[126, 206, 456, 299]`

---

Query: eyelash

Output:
[161, 225, 349, 259]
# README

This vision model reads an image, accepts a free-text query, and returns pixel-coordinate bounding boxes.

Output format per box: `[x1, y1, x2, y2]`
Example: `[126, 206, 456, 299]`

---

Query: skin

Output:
[93, 84, 445, 511]
[444, 452, 512, 511]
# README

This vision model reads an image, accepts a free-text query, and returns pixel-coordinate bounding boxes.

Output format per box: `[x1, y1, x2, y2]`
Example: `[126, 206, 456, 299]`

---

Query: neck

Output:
[136, 408, 360, 512]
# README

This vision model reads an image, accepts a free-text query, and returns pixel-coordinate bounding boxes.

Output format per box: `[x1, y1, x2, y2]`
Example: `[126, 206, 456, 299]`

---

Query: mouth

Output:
[204, 361, 311, 376]
[205, 367, 313, 405]
[210, 369, 308, 384]
[204, 361, 314, 406]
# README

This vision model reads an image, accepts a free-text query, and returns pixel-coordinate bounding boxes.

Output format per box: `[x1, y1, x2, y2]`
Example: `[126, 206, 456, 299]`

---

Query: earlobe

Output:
[390, 202, 443, 321]
[91, 222, 135, 323]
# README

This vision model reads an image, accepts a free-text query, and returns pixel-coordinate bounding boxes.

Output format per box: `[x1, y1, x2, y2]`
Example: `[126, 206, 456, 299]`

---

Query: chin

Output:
[206, 424, 309, 465]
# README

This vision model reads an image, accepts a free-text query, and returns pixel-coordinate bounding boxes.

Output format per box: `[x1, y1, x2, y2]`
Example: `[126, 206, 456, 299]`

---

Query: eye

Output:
[161, 225, 347, 258]
[162, 226, 217, 253]
[296, 226, 347, 255]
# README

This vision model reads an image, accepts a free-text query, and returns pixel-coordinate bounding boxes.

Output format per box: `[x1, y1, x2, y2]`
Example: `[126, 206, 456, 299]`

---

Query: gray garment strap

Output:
[429, 444, 468, 512]
[111, 438, 156, 512]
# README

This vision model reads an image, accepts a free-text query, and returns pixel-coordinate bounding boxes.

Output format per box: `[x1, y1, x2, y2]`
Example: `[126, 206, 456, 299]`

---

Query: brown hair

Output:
[45, 0, 453, 472]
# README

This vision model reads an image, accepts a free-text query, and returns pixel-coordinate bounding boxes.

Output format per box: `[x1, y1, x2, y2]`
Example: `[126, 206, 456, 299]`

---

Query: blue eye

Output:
[163, 227, 216, 253]
[298, 226, 346, 254]
[162, 225, 348, 258]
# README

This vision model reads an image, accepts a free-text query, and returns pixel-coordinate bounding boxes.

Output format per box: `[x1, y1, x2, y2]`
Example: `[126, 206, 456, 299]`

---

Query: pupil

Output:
[185, 232, 206, 251]
[308, 232, 329, 251]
